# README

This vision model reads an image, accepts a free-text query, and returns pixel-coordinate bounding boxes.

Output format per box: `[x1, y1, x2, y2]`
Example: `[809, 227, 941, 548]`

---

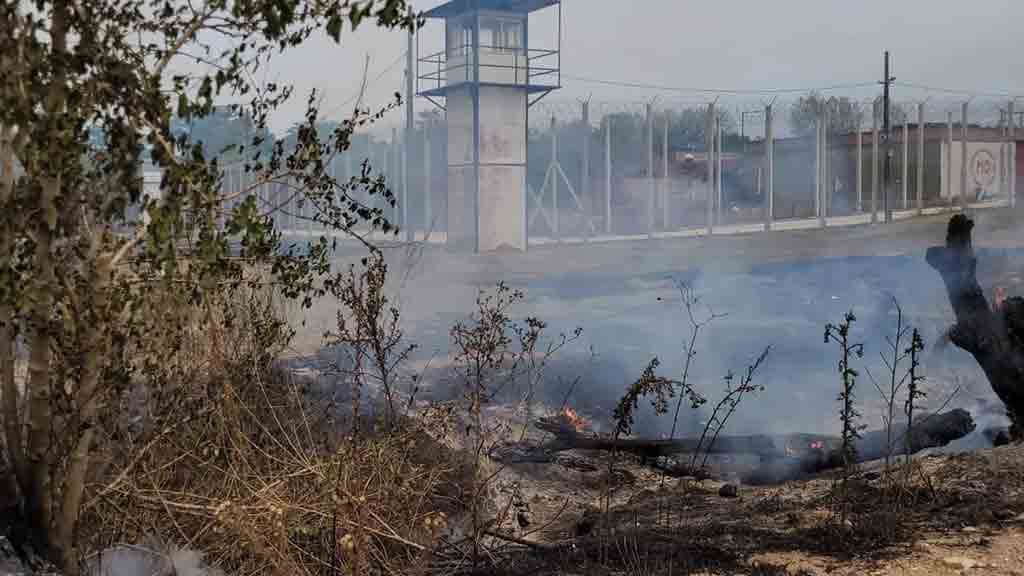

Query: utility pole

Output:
[404, 12, 414, 241]
[880, 50, 895, 223]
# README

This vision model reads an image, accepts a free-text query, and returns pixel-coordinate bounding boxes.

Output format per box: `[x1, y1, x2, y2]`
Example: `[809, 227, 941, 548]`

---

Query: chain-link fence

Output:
[197, 88, 1020, 246]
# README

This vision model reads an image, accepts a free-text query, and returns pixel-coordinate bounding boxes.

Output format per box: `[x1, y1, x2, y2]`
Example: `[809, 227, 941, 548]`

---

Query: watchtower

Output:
[418, 0, 561, 252]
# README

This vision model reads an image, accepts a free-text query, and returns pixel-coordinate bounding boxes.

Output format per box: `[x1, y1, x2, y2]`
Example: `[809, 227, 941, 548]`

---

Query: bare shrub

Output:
[664, 281, 719, 453]
[865, 297, 915, 470]
[691, 347, 771, 471]
[824, 311, 865, 529]
[446, 283, 561, 570]
[80, 283, 462, 576]
[325, 250, 416, 433]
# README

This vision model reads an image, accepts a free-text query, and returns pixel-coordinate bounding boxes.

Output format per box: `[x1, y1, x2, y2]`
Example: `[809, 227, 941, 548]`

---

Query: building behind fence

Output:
[125, 93, 1022, 252]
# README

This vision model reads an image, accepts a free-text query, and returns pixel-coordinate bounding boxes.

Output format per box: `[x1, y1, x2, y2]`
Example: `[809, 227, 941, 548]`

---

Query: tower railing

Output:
[417, 44, 560, 96]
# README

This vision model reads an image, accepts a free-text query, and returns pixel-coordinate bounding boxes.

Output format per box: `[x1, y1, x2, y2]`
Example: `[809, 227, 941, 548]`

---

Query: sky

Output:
[253, 0, 1024, 134]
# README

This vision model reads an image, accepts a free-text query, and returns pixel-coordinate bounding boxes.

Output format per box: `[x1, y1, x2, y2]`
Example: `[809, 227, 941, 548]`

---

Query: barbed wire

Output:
[561, 74, 880, 96]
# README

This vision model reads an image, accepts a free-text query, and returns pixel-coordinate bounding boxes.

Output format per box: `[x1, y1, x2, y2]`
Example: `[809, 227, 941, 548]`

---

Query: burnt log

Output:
[534, 410, 975, 484]
[926, 215, 1024, 439]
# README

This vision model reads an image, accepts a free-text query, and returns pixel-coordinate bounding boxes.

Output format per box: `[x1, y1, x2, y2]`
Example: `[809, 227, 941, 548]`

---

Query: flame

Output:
[785, 440, 825, 456]
[560, 407, 590, 432]
[995, 286, 1007, 310]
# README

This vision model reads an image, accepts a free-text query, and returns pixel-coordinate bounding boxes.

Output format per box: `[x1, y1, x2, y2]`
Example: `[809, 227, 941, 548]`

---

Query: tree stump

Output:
[926, 214, 1024, 440]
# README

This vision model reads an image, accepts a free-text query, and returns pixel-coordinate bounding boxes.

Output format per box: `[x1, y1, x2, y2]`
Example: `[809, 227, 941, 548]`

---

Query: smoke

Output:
[85, 539, 223, 576]
[284, 208, 1021, 451]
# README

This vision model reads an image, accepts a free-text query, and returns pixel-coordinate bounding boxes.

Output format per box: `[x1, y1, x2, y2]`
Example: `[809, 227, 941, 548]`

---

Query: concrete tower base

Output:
[446, 86, 528, 252]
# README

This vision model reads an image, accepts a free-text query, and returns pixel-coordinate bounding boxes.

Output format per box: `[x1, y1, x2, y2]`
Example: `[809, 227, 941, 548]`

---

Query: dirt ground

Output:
[287, 206, 1024, 574]
[479, 435, 1024, 576]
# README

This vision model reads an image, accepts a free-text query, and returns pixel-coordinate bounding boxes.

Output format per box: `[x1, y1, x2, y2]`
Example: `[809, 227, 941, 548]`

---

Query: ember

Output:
[995, 286, 1007, 310]
[560, 407, 590, 432]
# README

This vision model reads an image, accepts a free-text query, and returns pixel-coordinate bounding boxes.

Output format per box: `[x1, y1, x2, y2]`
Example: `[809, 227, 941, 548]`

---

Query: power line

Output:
[560, 74, 878, 95]
[324, 50, 408, 119]
[894, 81, 1019, 100]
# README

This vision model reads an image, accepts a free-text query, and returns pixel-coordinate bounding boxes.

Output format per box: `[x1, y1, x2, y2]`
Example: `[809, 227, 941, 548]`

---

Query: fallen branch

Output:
[482, 529, 566, 552]
[527, 410, 975, 484]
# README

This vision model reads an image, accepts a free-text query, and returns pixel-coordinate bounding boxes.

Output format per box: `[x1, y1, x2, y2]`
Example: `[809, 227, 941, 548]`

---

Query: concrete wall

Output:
[941, 141, 1010, 201]
[478, 86, 527, 250]
[479, 165, 525, 250]
[447, 87, 474, 166]
[447, 88, 476, 250]
[444, 85, 528, 251]
[1018, 143, 1024, 199]
[447, 165, 476, 250]
[478, 86, 526, 165]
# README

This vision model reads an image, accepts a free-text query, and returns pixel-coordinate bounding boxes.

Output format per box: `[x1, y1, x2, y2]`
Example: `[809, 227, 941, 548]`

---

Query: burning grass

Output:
[15, 246, 1017, 576]
[559, 407, 591, 433]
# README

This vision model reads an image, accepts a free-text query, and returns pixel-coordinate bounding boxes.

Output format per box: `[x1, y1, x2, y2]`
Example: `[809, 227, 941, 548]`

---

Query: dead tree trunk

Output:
[926, 215, 1024, 439]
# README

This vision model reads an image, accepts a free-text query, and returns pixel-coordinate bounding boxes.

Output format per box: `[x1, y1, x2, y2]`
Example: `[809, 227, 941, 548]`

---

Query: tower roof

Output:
[423, 0, 558, 19]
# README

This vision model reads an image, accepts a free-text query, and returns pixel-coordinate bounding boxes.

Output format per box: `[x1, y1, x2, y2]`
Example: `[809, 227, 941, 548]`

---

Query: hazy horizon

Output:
[231, 0, 1024, 134]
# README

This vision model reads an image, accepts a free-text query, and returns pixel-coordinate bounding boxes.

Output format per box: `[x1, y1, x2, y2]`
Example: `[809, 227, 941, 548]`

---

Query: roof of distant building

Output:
[424, 0, 558, 19]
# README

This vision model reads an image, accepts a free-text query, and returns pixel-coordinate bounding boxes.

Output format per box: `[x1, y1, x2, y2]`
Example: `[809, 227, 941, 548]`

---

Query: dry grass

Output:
[77, 281, 468, 576]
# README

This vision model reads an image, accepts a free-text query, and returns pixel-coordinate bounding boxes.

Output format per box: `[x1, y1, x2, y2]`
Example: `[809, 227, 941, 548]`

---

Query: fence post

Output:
[765, 103, 774, 230]
[424, 124, 432, 241]
[947, 110, 954, 210]
[551, 116, 559, 242]
[605, 114, 612, 235]
[872, 99, 879, 223]
[857, 114, 863, 213]
[307, 164, 314, 235]
[917, 102, 925, 215]
[404, 22, 414, 242]
[823, 103, 831, 222]
[902, 117, 909, 211]
[715, 114, 723, 227]
[1011, 100, 1017, 208]
[1001, 108, 1008, 201]
[582, 101, 590, 238]
[288, 167, 297, 234]
[647, 102, 654, 238]
[368, 144, 376, 223]
[392, 127, 400, 233]
[345, 145, 353, 228]
[815, 108, 822, 225]
[663, 111, 670, 230]
[706, 102, 715, 234]
[960, 101, 969, 208]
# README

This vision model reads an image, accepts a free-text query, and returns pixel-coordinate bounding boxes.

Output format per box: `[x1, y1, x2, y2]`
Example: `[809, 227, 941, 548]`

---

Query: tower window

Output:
[480, 16, 523, 53]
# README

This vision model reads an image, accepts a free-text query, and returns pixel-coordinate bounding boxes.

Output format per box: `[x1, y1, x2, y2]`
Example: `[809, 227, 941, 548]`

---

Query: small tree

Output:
[0, 0, 418, 569]
[789, 93, 862, 137]
[865, 296, 914, 469]
[825, 311, 865, 469]
[326, 250, 416, 432]
[448, 283, 544, 569]
[603, 357, 676, 555]
[824, 311, 865, 528]
[691, 347, 771, 470]
[904, 329, 926, 461]
[664, 281, 719, 447]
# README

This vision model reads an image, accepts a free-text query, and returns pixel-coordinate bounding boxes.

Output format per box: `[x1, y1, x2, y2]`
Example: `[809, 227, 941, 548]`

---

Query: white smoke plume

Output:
[85, 539, 223, 576]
